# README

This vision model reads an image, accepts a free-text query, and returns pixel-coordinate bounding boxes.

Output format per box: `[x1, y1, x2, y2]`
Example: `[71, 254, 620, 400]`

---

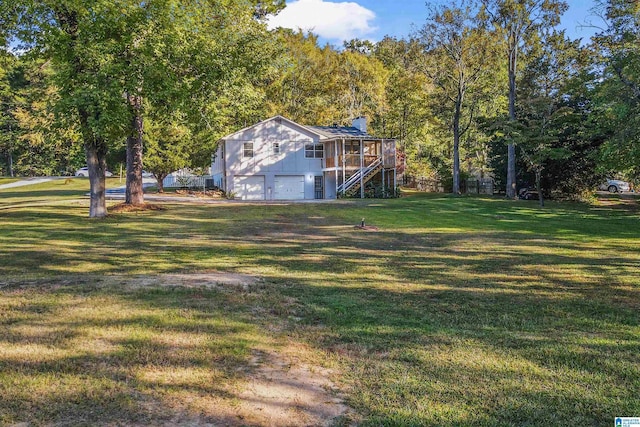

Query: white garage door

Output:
[234, 176, 265, 200]
[274, 175, 305, 200]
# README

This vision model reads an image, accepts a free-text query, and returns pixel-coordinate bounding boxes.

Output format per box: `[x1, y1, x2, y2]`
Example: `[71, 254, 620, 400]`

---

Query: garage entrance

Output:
[234, 176, 265, 200]
[274, 175, 305, 200]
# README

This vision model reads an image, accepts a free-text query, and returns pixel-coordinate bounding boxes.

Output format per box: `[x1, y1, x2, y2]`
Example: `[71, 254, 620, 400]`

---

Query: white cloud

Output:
[267, 0, 377, 42]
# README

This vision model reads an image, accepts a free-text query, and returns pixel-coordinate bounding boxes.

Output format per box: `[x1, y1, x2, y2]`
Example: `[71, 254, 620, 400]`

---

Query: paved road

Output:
[0, 177, 62, 190]
[105, 178, 157, 194]
[0, 176, 157, 192]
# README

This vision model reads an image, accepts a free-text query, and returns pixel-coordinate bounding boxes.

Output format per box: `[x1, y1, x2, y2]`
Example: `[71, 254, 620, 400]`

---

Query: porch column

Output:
[334, 140, 338, 198]
[382, 167, 386, 197]
[394, 168, 397, 197]
[360, 138, 364, 199]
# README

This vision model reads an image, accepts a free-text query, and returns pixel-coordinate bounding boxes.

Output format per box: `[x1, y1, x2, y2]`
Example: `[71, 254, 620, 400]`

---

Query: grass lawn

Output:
[0, 183, 638, 425]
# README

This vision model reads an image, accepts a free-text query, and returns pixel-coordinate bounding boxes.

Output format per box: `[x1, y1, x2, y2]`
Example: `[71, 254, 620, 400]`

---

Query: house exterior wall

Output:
[215, 119, 326, 200]
[324, 171, 337, 199]
[211, 144, 225, 189]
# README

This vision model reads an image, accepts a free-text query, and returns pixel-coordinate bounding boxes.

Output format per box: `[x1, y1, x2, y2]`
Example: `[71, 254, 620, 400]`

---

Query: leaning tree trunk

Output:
[125, 93, 144, 205]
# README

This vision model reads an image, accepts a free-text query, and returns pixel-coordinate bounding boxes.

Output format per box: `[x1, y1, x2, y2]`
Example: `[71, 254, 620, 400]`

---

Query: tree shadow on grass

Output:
[0, 282, 286, 425]
[0, 196, 639, 424]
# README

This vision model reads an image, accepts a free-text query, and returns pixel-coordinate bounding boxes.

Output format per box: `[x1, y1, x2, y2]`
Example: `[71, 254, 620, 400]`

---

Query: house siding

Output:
[220, 119, 324, 200]
[211, 144, 225, 189]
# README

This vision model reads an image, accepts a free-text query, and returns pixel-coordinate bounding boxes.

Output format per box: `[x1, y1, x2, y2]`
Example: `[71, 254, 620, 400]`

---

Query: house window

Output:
[243, 142, 254, 158]
[305, 143, 324, 159]
[272, 142, 280, 154]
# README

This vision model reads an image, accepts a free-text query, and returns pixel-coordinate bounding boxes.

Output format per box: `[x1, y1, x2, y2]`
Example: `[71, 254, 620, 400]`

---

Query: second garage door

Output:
[234, 175, 265, 200]
[274, 175, 305, 200]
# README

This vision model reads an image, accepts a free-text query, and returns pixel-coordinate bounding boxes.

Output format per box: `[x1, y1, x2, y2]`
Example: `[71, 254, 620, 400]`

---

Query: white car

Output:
[75, 167, 113, 177]
[599, 179, 631, 193]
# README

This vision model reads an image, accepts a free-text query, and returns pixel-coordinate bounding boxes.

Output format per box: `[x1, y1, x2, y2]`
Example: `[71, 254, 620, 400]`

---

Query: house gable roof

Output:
[219, 115, 387, 142]
[220, 115, 324, 141]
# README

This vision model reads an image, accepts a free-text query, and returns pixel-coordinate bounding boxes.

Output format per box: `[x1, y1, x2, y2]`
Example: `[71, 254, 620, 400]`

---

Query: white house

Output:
[212, 116, 396, 200]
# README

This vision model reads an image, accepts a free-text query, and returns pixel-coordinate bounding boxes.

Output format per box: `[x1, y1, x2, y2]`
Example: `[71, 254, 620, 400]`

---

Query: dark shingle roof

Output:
[308, 126, 373, 139]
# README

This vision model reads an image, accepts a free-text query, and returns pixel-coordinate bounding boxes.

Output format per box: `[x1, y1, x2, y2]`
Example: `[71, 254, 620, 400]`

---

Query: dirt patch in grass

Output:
[595, 196, 640, 212]
[174, 188, 227, 198]
[0, 273, 352, 426]
[102, 272, 261, 291]
[231, 348, 350, 426]
[109, 202, 166, 213]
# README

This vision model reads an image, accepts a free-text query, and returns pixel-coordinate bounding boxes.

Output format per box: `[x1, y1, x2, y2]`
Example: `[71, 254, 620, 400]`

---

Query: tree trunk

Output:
[85, 142, 108, 218]
[8, 150, 13, 177]
[452, 96, 462, 195]
[506, 45, 518, 199]
[535, 168, 544, 208]
[155, 175, 165, 193]
[125, 93, 144, 205]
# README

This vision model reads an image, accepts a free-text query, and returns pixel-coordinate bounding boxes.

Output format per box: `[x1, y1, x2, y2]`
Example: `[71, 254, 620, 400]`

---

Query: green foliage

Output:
[144, 112, 193, 188]
[592, 0, 640, 180]
[417, 0, 501, 193]
[265, 30, 389, 128]
[0, 55, 85, 176]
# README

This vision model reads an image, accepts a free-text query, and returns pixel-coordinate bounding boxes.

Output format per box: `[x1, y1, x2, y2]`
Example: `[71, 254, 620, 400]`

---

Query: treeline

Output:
[1, 0, 638, 214]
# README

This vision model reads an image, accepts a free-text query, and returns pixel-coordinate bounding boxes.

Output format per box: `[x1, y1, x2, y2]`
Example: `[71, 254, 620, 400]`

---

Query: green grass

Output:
[0, 177, 21, 185]
[0, 177, 125, 210]
[0, 186, 638, 425]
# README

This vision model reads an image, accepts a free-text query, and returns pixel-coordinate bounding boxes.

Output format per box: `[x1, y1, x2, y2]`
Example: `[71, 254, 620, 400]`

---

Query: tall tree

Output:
[3, 2, 134, 217]
[418, 0, 498, 194]
[0, 52, 17, 176]
[592, 0, 640, 179]
[265, 30, 342, 124]
[336, 48, 389, 124]
[113, 1, 281, 206]
[1, 0, 280, 215]
[9, 57, 84, 176]
[481, 0, 568, 198]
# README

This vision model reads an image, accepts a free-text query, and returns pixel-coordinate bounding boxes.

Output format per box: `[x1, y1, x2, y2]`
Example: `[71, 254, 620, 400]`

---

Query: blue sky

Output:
[267, 0, 602, 47]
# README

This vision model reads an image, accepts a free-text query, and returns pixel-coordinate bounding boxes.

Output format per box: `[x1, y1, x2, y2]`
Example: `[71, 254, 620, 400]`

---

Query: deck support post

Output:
[394, 167, 397, 197]
[342, 138, 346, 197]
[382, 167, 386, 197]
[334, 140, 338, 198]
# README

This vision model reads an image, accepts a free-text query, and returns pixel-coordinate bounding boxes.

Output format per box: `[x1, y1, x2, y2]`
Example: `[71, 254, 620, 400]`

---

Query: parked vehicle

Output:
[75, 167, 113, 177]
[518, 187, 539, 200]
[599, 179, 630, 193]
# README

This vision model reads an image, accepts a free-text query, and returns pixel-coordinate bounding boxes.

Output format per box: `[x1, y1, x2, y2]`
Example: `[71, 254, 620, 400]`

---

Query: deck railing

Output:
[326, 154, 380, 169]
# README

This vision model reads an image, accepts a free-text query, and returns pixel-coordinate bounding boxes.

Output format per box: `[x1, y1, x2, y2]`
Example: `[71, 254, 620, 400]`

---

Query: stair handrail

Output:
[338, 157, 383, 193]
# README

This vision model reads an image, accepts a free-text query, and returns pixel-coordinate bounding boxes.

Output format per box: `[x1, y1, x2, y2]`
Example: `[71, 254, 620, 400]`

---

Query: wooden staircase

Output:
[337, 157, 383, 194]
